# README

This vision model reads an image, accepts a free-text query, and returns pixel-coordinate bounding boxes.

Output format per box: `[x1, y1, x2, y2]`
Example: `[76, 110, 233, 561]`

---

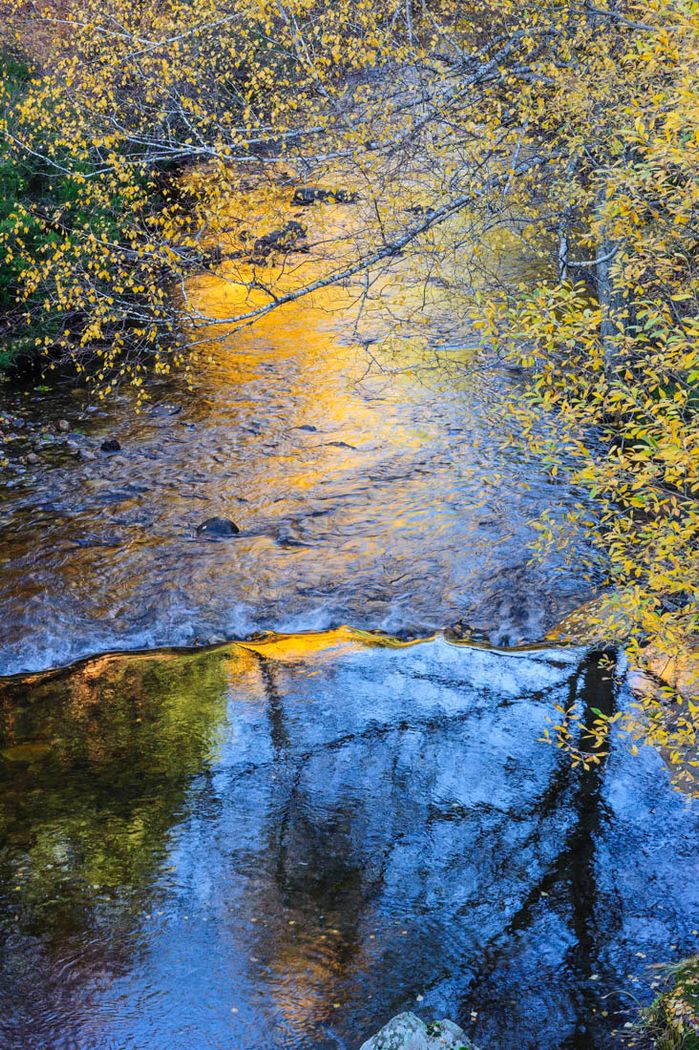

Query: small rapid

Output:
[0, 260, 588, 675]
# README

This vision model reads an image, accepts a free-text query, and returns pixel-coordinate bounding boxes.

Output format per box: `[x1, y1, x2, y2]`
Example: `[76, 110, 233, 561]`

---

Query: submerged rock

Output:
[292, 186, 359, 205]
[100, 438, 121, 453]
[196, 517, 240, 539]
[359, 1013, 477, 1050]
[252, 221, 307, 262]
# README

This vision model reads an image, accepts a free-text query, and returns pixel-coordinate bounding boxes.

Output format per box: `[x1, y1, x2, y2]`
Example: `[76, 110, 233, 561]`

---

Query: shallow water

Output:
[0, 631, 696, 1050]
[0, 203, 589, 675]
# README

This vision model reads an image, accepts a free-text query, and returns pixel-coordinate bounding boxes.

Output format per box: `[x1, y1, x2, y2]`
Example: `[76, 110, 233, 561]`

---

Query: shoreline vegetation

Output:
[643, 957, 699, 1050]
[0, 1, 697, 777]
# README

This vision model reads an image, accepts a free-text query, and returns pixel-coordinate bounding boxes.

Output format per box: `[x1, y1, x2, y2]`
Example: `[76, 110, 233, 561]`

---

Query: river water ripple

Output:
[0, 291, 588, 675]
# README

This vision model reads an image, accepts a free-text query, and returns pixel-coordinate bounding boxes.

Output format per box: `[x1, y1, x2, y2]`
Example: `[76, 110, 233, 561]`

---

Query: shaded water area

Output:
[0, 631, 697, 1049]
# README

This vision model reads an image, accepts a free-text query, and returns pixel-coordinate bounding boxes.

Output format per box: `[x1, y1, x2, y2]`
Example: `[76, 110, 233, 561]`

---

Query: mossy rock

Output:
[358, 1012, 477, 1049]
[644, 957, 699, 1049]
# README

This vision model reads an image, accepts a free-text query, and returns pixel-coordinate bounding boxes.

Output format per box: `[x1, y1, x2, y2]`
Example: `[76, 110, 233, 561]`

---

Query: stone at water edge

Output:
[359, 1012, 478, 1050]
[196, 517, 240, 539]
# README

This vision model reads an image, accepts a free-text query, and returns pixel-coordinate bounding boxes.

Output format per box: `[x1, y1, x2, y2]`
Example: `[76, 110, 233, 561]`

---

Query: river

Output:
[0, 191, 591, 676]
[0, 197, 697, 1049]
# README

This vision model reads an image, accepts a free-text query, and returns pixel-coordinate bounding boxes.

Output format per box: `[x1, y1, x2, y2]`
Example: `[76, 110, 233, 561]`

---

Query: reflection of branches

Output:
[454, 652, 618, 1041]
[253, 652, 291, 753]
[182, 153, 550, 344]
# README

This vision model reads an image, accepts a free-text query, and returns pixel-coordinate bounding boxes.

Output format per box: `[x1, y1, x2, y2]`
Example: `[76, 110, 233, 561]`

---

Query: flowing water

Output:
[0, 202, 588, 676]
[0, 199, 696, 1049]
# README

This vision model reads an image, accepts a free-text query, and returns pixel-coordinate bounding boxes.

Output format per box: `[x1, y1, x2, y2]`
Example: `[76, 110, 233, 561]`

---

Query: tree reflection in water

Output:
[0, 633, 696, 1049]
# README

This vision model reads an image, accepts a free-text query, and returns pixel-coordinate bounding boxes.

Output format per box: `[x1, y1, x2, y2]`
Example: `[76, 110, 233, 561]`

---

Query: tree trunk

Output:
[595, 185, 625, 377]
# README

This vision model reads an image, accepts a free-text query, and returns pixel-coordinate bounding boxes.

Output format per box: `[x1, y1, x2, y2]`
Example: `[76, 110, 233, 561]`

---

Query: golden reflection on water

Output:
[185, 170, 480, 394]
[179, 189, 488, 589]
[0, 167, 580, 675]
[237, 625, 428, 664]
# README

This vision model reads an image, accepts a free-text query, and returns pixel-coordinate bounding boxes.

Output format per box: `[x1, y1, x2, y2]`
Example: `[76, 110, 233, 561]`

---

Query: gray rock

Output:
[359, 1013, 476, 1050]
[57, 419, 71, 432]
[25, 452, 40, 465]
[196, 517, 240, 539]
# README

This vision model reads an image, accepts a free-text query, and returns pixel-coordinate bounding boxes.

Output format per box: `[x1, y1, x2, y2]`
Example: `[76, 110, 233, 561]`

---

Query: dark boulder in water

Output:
[251, 221, 307, 262]
[100, 438, 121, 453]
[196, 517, 240, 539]
[292, 186, 359, 206]
[406, 204, 436, 217]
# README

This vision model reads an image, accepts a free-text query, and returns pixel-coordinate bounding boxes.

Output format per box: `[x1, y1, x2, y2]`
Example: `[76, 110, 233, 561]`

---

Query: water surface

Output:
[0, 200, 589, 675]
[0, 632, 696, 1049]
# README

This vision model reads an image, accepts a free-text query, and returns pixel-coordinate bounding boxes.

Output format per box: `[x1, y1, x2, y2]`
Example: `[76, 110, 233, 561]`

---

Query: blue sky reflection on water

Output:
[0, 634, 696, 1049]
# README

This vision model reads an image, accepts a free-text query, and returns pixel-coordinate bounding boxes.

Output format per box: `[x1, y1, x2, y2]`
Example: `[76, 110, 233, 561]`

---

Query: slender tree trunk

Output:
[595, 184, 625, 378]
[557, 157, 578, 282]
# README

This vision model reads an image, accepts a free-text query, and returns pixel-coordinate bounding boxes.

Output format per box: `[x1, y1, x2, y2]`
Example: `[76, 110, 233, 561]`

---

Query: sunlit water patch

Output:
[0, 632, 696, 1049]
